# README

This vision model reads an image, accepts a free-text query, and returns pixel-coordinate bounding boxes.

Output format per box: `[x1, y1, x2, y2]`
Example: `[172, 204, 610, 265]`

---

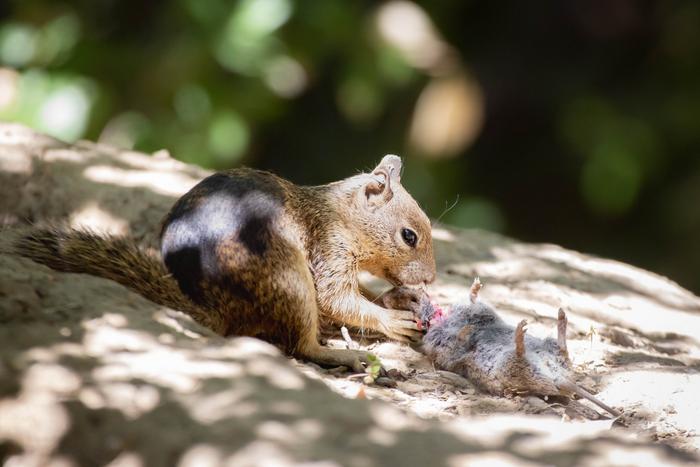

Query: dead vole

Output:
[383, 279, 620, 417]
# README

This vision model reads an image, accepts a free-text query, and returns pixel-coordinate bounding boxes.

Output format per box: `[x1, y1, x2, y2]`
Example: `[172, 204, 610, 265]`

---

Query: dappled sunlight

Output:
[367, 426, 398, 447]
[3, 123, 700, 462]
[435, 236, 700, 340]
[42, 148, 87, 163]
[85, 383, 161, 419]
[599, 370, 700, 431]
[0, 395, 70, 465]
[595, 294, 700, 338]
[83, 165, 201, 197]
[3, 238, 699, 465]
[445, 414, 643, 461]
[594, 445, 680, 467]
[245, 358, 306, 391]
[221, 440, 300, 467]
[255, 419, 324, 445]
[178, 444, 223, 467]
[188, 386, 259, 424]
[153, 310, 213, 340]
[114, 150, 207, 178]
[0, 147, 32, 173]
[22, 363, 82, 396]
[448, 452, 543, 467]
[532, 245, 700, 309]
[369, 405, 417, 432]
[0, 364, 78, 465]
[104, 452, 145, 467]
[92, 343, 246, 393]
[69, 202, 129, 235]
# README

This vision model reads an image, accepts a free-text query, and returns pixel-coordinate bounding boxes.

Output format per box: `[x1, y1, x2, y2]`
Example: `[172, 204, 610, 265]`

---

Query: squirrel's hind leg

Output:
[284, 258, 372, 372]
[214, 238, 372, 372]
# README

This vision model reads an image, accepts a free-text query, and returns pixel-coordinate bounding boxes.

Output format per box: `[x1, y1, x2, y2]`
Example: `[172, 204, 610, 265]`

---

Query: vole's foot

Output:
[515, 320, 528, 357]
[557, 308, 569, 358]
[469, 277, 482, 303]
[379, 308, 423, 343]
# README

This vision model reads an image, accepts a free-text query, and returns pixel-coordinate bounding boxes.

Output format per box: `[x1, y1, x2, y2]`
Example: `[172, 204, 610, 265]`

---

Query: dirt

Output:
[1, 122, 698, 466]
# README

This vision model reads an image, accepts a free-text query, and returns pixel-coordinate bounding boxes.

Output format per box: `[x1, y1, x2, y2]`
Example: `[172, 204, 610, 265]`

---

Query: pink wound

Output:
[428, 302, 448, 328]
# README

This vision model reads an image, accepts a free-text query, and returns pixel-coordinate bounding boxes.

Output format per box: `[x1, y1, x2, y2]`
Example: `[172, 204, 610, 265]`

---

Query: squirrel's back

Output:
[159, 168, 322, 307]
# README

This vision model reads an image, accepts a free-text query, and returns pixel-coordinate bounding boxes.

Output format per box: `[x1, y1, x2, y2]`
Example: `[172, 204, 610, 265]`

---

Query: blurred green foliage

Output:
[1, 0, 700, 293]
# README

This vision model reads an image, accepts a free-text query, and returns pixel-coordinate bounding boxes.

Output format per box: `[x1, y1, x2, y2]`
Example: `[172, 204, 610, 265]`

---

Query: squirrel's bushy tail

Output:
[15, 227, 217, 331]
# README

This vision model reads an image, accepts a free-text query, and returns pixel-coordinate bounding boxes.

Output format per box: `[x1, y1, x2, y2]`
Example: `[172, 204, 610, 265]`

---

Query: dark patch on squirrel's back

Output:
[238, 211, 271, 256]
[162, 245, 201, 300]
[160, 170, 286, 303]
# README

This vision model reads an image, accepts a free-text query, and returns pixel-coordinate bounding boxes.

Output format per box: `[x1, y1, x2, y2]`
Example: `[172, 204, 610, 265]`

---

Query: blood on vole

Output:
[383, 279, 620, 417]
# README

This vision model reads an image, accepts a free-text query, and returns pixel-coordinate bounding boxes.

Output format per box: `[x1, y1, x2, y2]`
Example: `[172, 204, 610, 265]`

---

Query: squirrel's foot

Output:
[300, 345, 372, 373]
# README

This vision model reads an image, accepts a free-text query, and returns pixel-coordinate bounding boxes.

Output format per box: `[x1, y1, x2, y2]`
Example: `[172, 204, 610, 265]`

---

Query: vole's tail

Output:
[559, 380, 621, 417]
[15, 227, 217, 330]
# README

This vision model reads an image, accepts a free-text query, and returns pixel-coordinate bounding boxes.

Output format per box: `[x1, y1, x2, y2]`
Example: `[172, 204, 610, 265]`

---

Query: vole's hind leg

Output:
[515, 320, 527, 357]
[557, 308, 569, 358]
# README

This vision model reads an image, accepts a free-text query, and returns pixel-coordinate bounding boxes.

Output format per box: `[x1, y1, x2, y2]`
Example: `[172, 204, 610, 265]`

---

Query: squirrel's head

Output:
[350, 154, 436, 287]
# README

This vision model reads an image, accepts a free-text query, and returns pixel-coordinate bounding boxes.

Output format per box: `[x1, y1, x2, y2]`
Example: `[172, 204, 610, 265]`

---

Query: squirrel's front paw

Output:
[379, 308, 423, 343]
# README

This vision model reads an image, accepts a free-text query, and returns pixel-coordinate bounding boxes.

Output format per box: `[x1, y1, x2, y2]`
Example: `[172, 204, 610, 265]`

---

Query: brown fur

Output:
[16, 155, 436, 370]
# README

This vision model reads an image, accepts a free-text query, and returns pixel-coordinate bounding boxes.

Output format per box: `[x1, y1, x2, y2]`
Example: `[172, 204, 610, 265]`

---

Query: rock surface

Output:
[1, 123, 699, 466]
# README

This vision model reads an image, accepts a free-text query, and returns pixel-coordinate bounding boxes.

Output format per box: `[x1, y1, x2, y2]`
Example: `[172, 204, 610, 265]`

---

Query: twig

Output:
[341, 326, 359, 350]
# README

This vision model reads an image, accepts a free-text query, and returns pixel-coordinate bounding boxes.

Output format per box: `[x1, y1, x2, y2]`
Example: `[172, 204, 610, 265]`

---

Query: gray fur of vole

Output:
[383, 280, 620, 417]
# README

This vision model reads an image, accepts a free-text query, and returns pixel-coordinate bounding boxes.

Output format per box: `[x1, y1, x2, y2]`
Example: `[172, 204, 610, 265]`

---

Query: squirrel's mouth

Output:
[382, 269, 428, 288]
[382, 269, 404, 287]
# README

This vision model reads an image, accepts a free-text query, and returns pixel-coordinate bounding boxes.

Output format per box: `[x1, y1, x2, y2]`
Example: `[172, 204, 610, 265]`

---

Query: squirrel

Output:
[16, 155, 436, 370]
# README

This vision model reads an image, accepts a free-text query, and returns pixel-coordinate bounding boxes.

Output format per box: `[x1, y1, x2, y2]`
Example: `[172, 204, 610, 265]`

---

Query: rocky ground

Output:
[1, 123, 698, 466]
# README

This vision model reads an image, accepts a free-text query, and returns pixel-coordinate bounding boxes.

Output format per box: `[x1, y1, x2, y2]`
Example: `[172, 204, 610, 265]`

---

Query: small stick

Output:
[341, 326, 359, 350]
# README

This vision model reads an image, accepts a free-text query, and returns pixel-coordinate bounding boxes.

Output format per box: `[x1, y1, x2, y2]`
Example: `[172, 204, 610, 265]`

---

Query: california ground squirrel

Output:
[17, 155, 436, 370]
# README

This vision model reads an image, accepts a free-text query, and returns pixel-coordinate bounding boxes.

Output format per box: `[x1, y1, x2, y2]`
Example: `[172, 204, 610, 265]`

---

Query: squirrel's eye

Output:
[401, 228, 417, 247]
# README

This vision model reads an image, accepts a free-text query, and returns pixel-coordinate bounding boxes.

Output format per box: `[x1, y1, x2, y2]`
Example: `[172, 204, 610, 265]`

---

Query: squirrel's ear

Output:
[364, 169, 393, 208]
[372, 154, 402, 184]
[363, 154, 402, 208]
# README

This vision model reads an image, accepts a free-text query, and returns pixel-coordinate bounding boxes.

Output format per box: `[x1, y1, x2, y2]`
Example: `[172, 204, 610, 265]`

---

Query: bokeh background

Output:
[1, 0, 699, 293]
